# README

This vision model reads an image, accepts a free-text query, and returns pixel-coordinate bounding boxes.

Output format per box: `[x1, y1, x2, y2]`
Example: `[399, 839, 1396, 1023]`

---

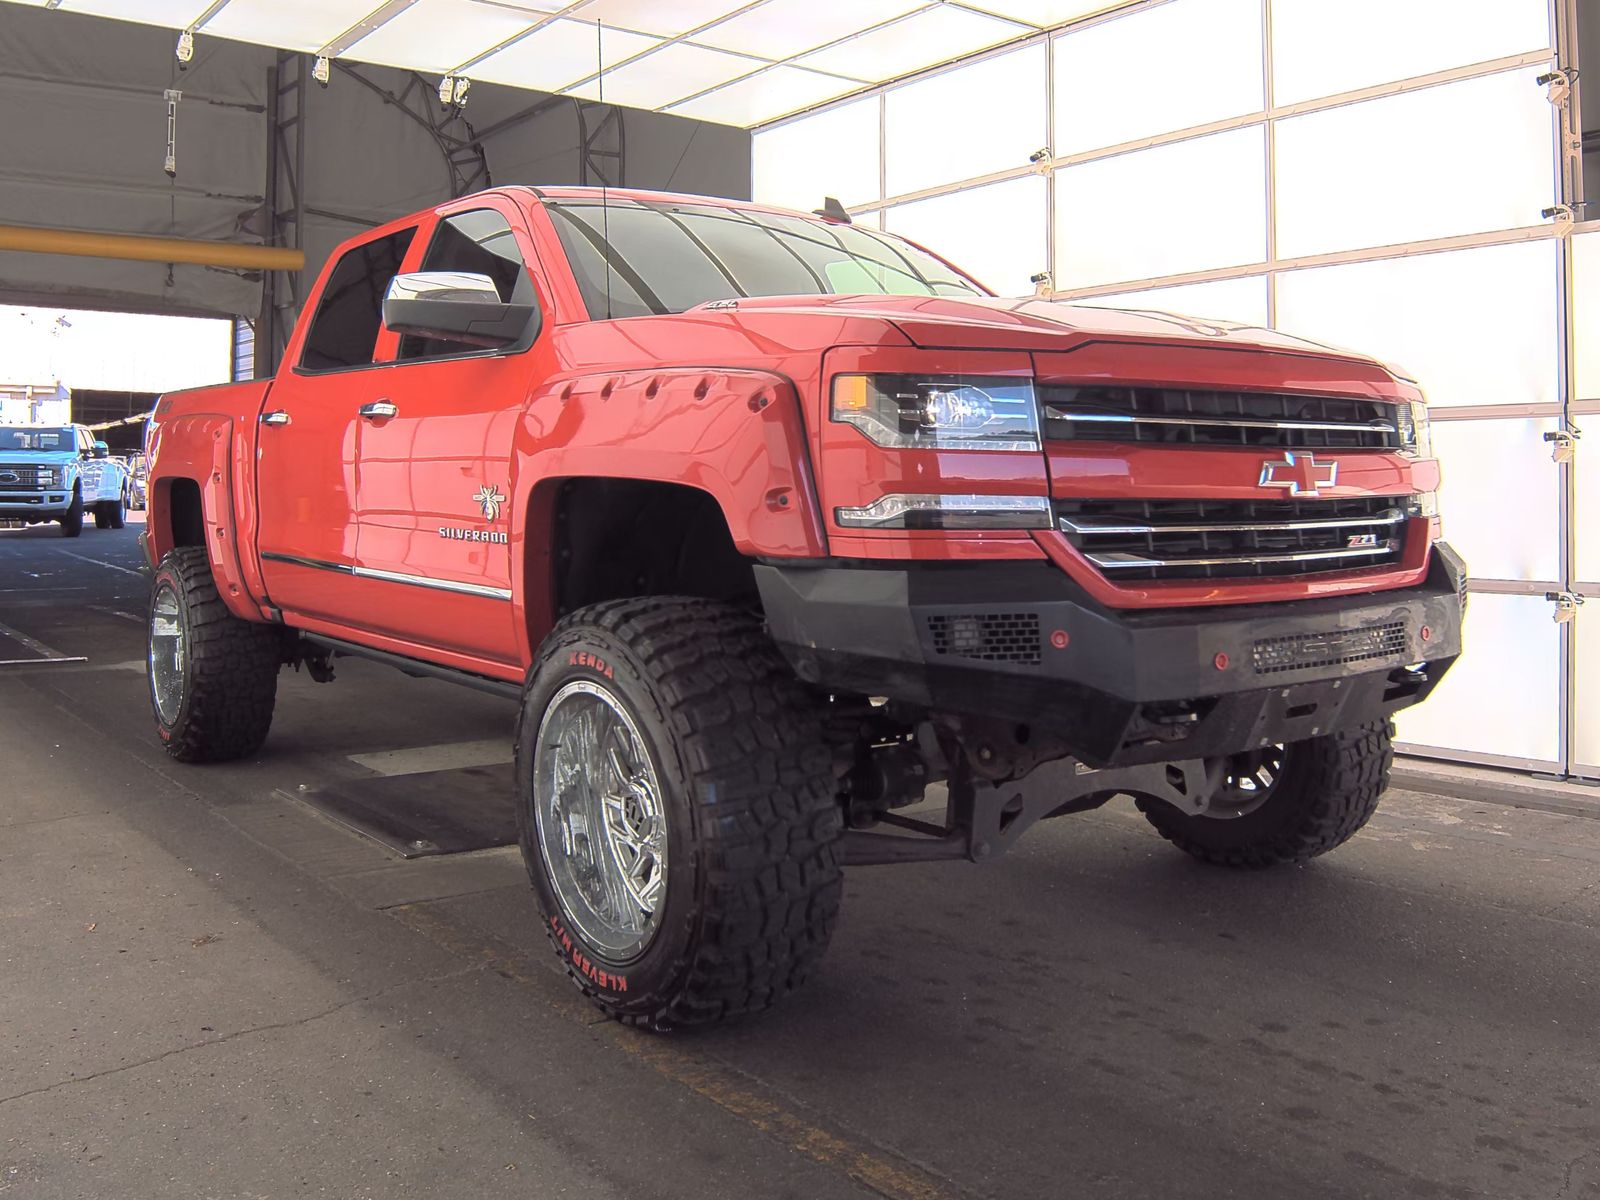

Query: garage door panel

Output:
[1268, 0, 1551, 107]
[753, 98, 881, 211]
[1430, 417, 1561, 583]
[885, 43, 1046, 198]
[884, 175, 1047, 298]
[1274, 69, 1556, 260]
[1576, 603, 1600, 776]
[1273, 241, 1559, 410]
[1051, 0, 1263, 156]
[1055, 126, 1267, 289]
[1397, 593, 1562, 767]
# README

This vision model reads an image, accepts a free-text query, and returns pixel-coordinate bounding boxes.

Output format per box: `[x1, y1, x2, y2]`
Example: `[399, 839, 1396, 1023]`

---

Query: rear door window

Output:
[299, 227, 416, 372]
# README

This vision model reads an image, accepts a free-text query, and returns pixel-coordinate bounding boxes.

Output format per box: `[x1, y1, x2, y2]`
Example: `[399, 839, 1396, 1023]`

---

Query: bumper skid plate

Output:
[758, 543, 1466, 768]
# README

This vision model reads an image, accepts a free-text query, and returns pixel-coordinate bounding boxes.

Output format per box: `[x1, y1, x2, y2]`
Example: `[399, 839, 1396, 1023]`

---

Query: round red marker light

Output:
[1420, 625, 1432, 642]
[1050, 629, 1070, 650]
[1213, 652, 1230, 671]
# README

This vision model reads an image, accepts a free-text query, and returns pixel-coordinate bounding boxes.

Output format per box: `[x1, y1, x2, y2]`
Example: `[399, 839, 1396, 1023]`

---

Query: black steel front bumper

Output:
[756, 543, 1466, 768]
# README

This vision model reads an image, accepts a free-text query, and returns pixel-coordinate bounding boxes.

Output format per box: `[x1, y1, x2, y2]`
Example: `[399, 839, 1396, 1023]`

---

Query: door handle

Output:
[359, 400, 399, 420]
[260, 410, 291, 427]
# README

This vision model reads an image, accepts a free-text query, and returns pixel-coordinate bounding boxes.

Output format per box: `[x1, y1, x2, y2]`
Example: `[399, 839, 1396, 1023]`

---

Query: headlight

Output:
[1395, 399, 1432, 457]
[835, 493, 1053, 530]
[832, 374, 1040, 451]
[38, 467, 59, 486]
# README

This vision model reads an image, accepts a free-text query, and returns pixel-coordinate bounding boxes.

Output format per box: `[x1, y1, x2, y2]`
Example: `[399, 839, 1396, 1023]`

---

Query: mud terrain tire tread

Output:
[151, 546, 281, 763]
[1135, 721, 1393, 868]
[515, 597, 843, 1031]
[59, 490, 83, 538]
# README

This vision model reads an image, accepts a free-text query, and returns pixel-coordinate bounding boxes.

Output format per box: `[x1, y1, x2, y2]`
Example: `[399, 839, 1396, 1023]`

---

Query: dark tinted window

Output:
[545, 199, 983, 320]
[399, 209, 536, 360]
[299, 227, 415, 371]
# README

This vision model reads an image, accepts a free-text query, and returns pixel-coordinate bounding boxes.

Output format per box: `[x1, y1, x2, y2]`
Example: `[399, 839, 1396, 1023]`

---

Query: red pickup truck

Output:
[143, 186, 1464, 1028]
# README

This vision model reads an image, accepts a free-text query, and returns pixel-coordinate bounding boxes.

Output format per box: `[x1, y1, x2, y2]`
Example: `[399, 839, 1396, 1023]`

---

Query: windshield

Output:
[544, 198, 985, 320]
[0, 427, 72, 452]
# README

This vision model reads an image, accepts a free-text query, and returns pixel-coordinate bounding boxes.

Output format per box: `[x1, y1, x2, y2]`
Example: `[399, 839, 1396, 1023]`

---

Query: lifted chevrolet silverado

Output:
[143, 187, 1464, 1028]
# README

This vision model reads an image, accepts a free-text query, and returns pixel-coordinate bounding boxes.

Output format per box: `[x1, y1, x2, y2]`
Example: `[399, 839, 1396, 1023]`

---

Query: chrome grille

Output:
[1040, 386, 1401, 450]
[1057, 497, 1408, 582]
[0, 465, 51, 490]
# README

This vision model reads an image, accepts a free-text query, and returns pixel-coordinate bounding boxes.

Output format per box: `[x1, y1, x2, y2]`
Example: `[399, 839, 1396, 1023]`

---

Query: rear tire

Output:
[148, 547, 282, 763]
[1136, 721, 1393, 868]
[59, 491, 82, 538]
[515, 597, 843, 1030]
[106, 498, 126, 529]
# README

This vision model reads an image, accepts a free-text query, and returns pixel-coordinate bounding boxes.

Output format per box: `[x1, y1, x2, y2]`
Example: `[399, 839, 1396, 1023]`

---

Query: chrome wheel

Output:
[533, 680, 668, 961]
[149, 581, 186, 725]
[1209, 745, 1285, 818]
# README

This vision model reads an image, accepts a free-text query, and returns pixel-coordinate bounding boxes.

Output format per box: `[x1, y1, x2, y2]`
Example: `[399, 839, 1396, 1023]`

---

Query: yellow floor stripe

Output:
[390, 903, 965, 1200]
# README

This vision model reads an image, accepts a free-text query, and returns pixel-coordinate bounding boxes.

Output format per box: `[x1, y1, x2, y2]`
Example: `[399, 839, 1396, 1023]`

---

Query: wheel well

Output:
[550, 479, 758, 618]
[167, 478, 205, 548]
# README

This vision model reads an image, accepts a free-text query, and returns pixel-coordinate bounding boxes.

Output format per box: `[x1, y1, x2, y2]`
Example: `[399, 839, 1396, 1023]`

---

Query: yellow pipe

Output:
[0, 223, 303, 271]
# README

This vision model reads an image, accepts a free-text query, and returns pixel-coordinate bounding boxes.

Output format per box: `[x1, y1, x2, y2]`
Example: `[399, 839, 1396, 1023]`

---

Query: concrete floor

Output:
[2, 519, 1598, 1200]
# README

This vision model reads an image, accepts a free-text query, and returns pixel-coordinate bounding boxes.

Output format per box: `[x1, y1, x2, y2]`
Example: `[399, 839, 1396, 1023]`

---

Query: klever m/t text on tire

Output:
[515, 597, 843, 1030]
[1137, 721, 1394, 868]
[149, 547, 283, 763]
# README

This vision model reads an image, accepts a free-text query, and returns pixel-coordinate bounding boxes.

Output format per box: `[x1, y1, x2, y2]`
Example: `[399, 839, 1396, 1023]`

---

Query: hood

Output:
[687, 293, 1396, 372]
[0, 449, 77, 467]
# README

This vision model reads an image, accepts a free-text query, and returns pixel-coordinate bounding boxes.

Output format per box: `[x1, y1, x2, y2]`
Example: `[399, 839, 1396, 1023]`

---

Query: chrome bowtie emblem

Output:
[1259, 451, 1337, 498]
[472, 484, 506, 521]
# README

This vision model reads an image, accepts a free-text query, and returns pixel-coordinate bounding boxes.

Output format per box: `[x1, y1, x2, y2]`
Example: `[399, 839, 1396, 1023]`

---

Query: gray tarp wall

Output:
[0, 3, 751, 321]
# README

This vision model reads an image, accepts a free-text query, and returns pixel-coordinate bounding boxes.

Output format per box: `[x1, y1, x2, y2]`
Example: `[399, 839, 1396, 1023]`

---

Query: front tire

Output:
[1137, 721, 1393, 868]
[58, 490, 82, 537]
[515, 597, 843, 1030]
[148, 547, 282, 762]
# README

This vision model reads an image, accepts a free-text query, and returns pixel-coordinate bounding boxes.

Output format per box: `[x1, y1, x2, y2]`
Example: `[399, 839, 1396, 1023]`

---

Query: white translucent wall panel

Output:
[347, 0, 536, 74]
[567, 41, 755, 108]
[1055, 127, 1266, 288]
[796, 5, 1028, 84]
[697, 0, 925, 59]
[204, 0, 390, 53]
[1574, 231, 1600, 400]
[1074, 276, 1269, 326]
[1275, 70, 1555, 259]
[1576, 605, 1600, 773]
[1430, 417, 1560, 581]
[1273, 241, 1559, 409]
[1270, 0, 1551, 107]
[885, 44, 1046, 197]
[673, 66, 860, 128]
[884, 176, 1047, 297]
[1397, 594, 1561, 765]
[752, 98, 880, 211]
[1052, 0, 1262, 156]
[1577, 428, 1600, 586]
[474, 20, 658, 93]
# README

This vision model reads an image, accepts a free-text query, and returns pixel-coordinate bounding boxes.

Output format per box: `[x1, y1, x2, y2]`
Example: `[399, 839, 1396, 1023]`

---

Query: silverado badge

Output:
[1258, 451, 1337, 499]
[473, 484, 507, 521]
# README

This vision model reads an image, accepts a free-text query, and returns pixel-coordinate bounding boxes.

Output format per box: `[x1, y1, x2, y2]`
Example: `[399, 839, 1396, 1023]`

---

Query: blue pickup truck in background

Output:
[0, 424, 131, 537]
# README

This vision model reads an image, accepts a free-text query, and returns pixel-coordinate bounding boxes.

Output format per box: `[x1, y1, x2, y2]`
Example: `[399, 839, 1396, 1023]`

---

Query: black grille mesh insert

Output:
[927, 613, 1042, 666]
[1040, 385, 1402, 450]
[1252, 621, 1408, 675]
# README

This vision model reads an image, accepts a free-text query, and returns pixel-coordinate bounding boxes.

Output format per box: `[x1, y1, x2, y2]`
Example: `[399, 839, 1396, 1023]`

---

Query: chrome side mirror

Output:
[382, 271, 539, 349]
